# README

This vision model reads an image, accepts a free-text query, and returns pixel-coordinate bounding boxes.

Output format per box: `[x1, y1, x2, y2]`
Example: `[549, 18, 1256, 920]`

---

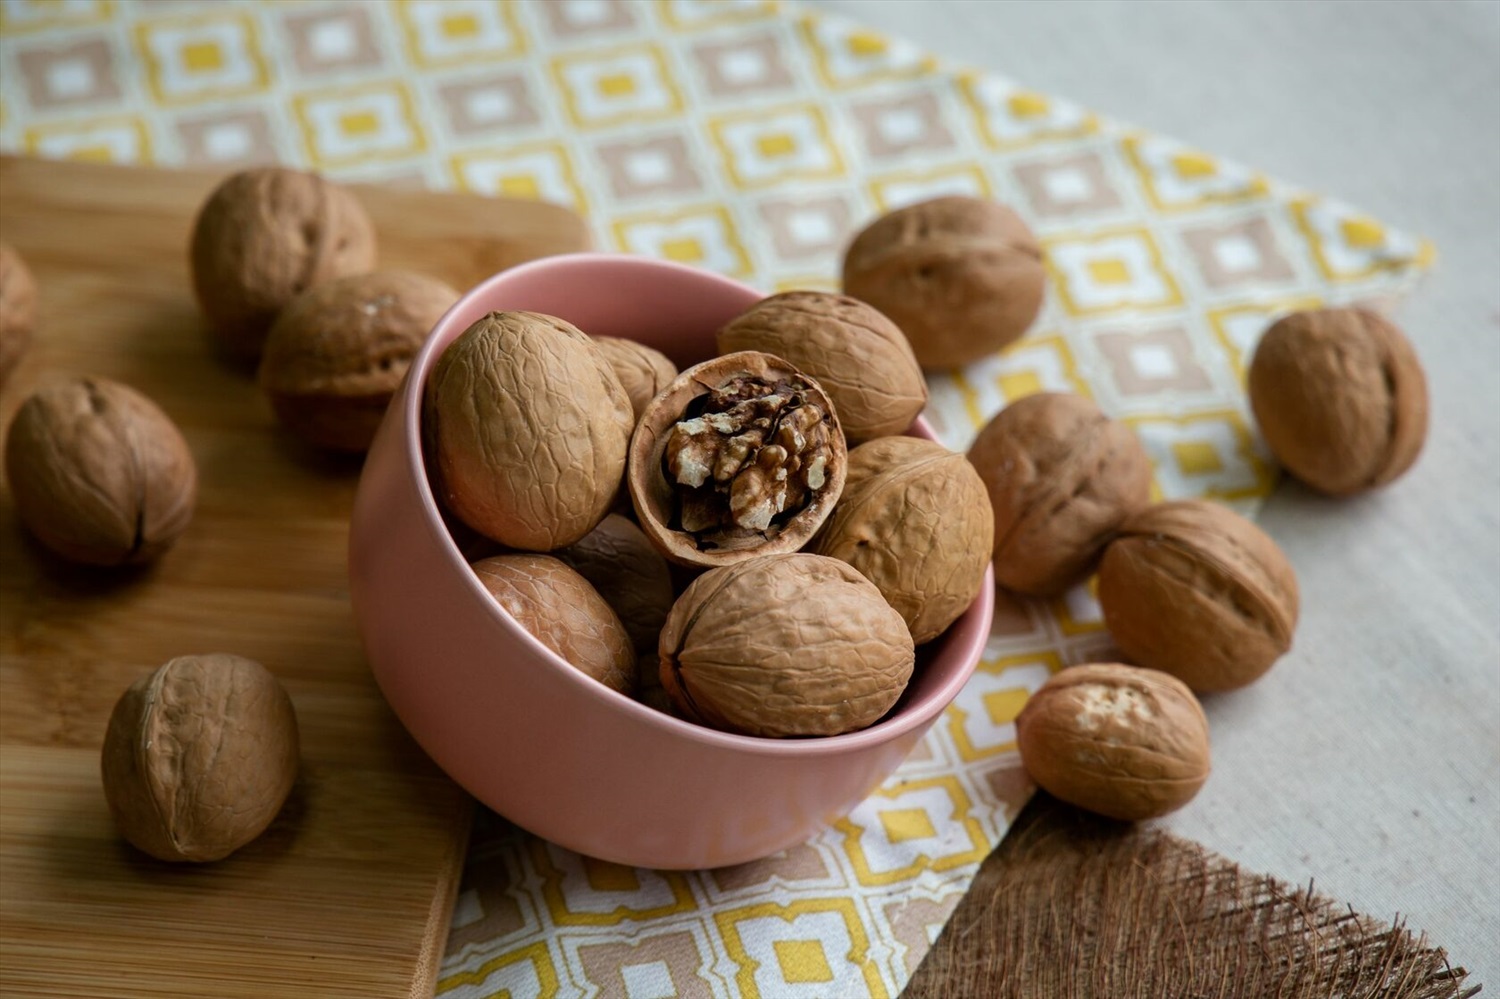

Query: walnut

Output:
[658, 553, 915, 737]
[592, 336, 677, 423]
[190, 167, 377, 360]
[1249, 307, 1428, 496]
[4, 377, 196, 565]
[628, 351, 847, 568]
[716, 291, 928, 442]
[258, 271, 458, 452]
[0, 241, 38, 387]
[1016, 663, 1210, 821]
[813, 436, 992, 644]
[842, 196, 1045, 369]
[423, 311, 634, 551]
[100, 654, 300, 862]
[1097, 500, 1300, 692]
[967, 392, 1153, 596]
[471, 554, 636, 696]
[555, 513, 675, 656]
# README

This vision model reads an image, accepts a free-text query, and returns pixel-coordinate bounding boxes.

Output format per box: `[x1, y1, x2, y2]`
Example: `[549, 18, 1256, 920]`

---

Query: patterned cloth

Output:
[0, 1, 1433, 996]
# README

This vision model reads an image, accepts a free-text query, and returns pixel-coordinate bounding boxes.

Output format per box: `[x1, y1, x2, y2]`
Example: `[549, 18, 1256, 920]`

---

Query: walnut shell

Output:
[424, 311, 634, 551]
[658, 553, 915, 737]
[258, 271, 458, 452]
[100, 654, 300, 862]
[592, 336, 677, 424]
[0, 241, 38, 387]
[1016, 663, 1210, 821]
[967, 392, 1153, 596]
[471, 554, 636, 696]
[628, 351, 847, 569]
[842, 196, 1045, 369]
[716, 291, 928, 443]
[555, 513, 675, 656]
[4, 377, 197, 565]
[190, 167, 377, 359]
[1097, 500, 1299, 692]
[1249, 307, 1428, 496]
[813, 436, 992, 644]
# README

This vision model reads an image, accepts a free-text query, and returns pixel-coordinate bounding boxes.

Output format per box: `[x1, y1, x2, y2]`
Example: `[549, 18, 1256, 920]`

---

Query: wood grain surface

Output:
[0, 156, 589, 998]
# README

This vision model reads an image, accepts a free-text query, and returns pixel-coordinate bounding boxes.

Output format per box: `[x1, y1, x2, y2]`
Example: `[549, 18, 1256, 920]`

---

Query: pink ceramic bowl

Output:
[349, 253, 993, 870]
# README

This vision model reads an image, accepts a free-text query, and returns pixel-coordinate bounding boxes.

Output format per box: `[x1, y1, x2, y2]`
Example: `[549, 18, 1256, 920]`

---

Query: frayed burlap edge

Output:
[904, 793, 1479, 999]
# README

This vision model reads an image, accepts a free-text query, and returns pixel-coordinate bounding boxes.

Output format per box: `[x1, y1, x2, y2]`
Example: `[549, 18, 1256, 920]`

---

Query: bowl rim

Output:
[399, 252, 993, 758]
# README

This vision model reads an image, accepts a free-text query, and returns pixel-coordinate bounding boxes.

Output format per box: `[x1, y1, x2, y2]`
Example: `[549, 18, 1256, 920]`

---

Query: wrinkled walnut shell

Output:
[967, 392, 1153, 596]
[472, 554, 635, 695]
[190, 167, 377, 359]
[1097, 500, 1299, 692]
[100, 653, 300, 862]
[658, 553, 915, 737]
[0, 241, 38, 387]
[424, 311, 634, 551]
[842, 196, 1045, 369]
[814, 436, 992, 644]
[592, 336, 678, 424]
[627, 351, 847, 569]
[555, 514, 675, 656]
[1249, 307, 1428, 496]
[259, 271, 458, 452]
[716, 291, 928, 442]
[4, 377, 197, 565]
[1016, 663, 1210, 821]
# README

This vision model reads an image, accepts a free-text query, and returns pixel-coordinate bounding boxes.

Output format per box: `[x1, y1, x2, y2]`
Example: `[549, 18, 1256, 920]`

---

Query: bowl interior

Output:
[402, 253, 992, 751]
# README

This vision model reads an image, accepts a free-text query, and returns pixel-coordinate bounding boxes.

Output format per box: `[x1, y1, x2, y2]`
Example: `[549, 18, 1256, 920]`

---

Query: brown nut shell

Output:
[0, 241, 38, 387]
[715, 291, 928, 442]
[424, 311, 634, 551]
[258, 271, 459, 452]
[967, 392, 1152, 596]
[1097, 500, 1299, 692]
[1016, 663, 1210, 821]
[190, 167, 377, 359]
[813, 436, 992, 644]
[1248, 307, 1428, 496]
[658, 553, 915, 737]
[472, 554, 636, 696]
[100, 653, 300, 862]
[592, 336, 678, 424]
[627, 351, 847, 569]
[842, 196, 1045, 369]
[555, 513, 675, 656]
[4, 377, 197, 565]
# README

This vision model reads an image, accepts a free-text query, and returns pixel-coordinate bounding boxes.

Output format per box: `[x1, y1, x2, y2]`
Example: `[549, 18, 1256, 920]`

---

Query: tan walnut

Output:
[190, 167, 377, 359]
[592, 336, 678, 424]
[1016, 663, 1210, 821]
[628, 351, 847, 569]
[716, 291, 928, 442]
[0, 241, 38, 387]
[4, 377, 197, 566]
[424, 311, 634, 551]
[813, 436, 992, 644]
[258, 271, 458, 452]
[1097, 500, 1300, 692]
[658, 553, 915, 737]
[101, 653, 300, 862]
[471, 554, 636, 696]
[555, 513, 676, 657]
[1249, 307, 1428, 496]
[842, 196, 1045, 369]
[967, 392, 1153, 596]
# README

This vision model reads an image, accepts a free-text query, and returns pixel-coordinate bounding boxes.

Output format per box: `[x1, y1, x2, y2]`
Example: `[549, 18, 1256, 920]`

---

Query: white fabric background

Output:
[811, 0, 1500, 982]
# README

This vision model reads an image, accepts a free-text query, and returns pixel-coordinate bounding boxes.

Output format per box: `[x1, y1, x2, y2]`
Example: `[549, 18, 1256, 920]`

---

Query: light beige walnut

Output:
[1016, 663, 1210, 821]
[101, 654, 300, 862]
[555, 514, 675, 656]
[592, 336, 677, 424]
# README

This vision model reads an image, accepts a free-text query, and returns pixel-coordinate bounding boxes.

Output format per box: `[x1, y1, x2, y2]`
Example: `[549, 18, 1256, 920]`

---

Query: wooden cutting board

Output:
[0, 156, 590, 998]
